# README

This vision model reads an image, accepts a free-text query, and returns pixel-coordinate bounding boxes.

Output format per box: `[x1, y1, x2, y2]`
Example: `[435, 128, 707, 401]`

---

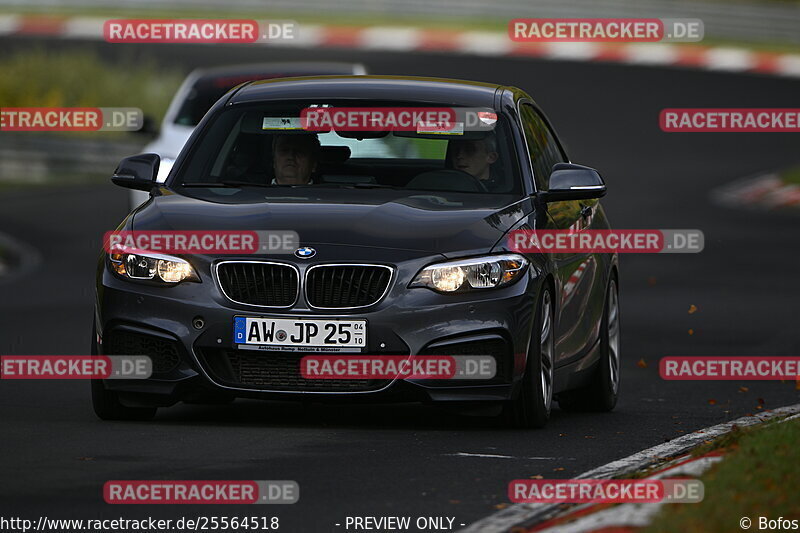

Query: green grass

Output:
[779, 166, 800, 185]
[0, 48, 183, 130]
[644, 418, 800, 533]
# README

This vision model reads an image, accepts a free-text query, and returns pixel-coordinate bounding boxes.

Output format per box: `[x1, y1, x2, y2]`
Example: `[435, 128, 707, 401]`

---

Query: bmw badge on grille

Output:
[294, 246, 316, 259]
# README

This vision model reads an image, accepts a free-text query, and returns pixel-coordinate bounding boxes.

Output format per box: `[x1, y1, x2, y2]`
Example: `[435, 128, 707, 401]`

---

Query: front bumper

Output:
[96, 251, 541, 406]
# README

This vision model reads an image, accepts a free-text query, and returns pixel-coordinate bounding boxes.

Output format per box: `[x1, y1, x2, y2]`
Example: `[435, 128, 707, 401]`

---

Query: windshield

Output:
[172, 101, 522, 196]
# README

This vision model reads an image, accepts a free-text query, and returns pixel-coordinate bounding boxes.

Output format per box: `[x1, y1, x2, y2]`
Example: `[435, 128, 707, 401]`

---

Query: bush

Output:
[0, 48, 183, 125]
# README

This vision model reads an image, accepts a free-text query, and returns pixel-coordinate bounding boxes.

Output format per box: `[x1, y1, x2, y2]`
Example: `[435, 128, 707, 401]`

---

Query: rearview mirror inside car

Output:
[111, 153, 160, 191]
[540, 163, 606, 202]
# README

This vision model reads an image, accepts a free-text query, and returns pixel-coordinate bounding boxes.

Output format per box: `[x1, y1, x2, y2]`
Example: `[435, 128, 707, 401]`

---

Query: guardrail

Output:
[0, 134, 145, 183]
[1, 0, 799, 43]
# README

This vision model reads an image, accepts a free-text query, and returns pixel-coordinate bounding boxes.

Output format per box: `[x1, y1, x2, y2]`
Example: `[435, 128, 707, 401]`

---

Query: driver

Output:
[447, 132, 500, 190]
[272, 134, 320, 185]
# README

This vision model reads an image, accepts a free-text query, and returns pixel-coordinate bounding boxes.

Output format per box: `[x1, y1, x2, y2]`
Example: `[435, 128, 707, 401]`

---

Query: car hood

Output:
[132, 187, 532, 256]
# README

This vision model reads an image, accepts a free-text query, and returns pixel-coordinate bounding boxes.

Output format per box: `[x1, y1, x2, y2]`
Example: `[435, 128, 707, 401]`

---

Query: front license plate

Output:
[234, 316, 366, 352]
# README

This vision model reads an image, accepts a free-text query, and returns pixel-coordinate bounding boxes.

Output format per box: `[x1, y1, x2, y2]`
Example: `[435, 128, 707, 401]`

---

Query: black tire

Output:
[91, 380, 158, 421]
[558, 276, 620, 412]
[90, 322, 157, 421]
[502, 286, 555, 429]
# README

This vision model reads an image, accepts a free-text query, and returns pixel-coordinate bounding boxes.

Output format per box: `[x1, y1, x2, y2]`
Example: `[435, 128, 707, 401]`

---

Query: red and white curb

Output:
[529, 411, 800, 532]
[458, 403, 800, 532]
[712, 172, 800, 211]
[2, 15, 800, 78]
[525, 453, 724, 532]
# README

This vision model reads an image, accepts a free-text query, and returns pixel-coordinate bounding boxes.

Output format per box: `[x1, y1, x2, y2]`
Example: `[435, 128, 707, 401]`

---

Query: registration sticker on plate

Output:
[234, 316, 366, 352]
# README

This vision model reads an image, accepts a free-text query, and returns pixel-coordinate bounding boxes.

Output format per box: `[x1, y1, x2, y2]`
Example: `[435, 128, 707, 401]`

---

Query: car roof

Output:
[192, 62, 366, 80]
[228, 76, 503, 108]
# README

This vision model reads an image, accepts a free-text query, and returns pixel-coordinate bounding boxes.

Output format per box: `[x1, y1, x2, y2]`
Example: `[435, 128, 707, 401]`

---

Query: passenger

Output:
[272, 134, 320, 185]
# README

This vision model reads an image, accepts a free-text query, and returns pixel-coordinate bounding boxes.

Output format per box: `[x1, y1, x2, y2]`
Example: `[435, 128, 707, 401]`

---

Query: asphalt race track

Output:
[1, 38, 799, 531]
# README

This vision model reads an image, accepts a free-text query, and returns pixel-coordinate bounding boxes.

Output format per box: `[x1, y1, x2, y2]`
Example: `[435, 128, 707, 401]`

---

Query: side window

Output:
[519, 103, 566, 190]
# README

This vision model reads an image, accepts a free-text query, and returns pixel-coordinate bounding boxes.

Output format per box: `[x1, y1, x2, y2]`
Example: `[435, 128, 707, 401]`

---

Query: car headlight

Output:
[109, 250, 199, 284]
[410, 254, 528, 293]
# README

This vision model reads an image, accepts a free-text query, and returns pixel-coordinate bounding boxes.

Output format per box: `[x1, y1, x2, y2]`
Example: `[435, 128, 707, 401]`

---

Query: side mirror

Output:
[540, 163, 606, 202]
[111, 153, 160, 191]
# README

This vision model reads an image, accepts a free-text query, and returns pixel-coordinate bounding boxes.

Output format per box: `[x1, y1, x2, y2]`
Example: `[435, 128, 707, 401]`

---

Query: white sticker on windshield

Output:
[262, 117, 303, 130]
[416, 121, 465, 135]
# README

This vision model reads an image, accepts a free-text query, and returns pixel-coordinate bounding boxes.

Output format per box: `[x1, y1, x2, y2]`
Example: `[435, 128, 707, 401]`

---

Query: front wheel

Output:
[90, 322, 157, 421]
[558, 276, 620, 412]
[91, 380, 157, 421]
[503, 286, 555, 429]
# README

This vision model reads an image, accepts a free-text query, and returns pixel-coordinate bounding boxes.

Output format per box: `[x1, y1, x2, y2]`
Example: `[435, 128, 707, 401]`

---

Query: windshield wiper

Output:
[181, 181, 241, 188]
[218, 180, 272, 188]
[181, 181, 401, 189]
[349, 183, 402, 189]
[180, 180, 270, 188]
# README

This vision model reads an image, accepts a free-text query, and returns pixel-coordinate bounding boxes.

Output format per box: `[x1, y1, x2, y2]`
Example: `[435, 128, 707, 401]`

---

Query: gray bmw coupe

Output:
[93, 76, 620, 428]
